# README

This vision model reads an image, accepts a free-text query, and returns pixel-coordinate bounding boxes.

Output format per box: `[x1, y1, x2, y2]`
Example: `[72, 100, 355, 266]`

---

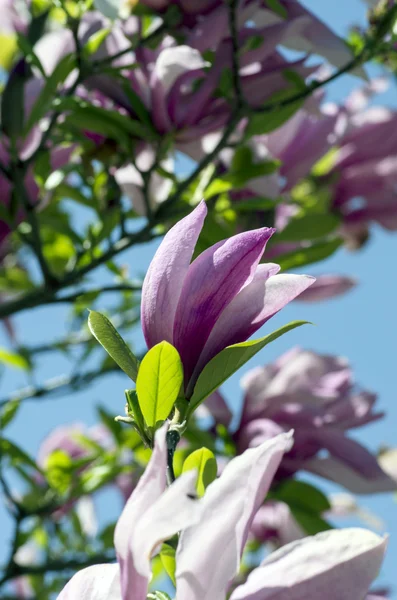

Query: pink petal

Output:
[230, 528, 387, 600]
[305, 456, 397, 494]
[141, 201, 207, 348]
[175, 432, 293, 600]
[57, 564, 121, 600]
[114, 425, 202, 600]
[174, 230, 275, 390]
[189, 271, 314, 389]
[114, 425, 168, 600]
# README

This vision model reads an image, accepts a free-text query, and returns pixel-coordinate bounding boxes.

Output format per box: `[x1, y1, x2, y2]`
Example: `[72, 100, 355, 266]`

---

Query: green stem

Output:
[166, 429, 180, 486]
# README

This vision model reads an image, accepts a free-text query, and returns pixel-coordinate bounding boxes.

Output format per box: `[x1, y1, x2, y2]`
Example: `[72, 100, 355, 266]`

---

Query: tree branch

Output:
[0, 552, 116, 587]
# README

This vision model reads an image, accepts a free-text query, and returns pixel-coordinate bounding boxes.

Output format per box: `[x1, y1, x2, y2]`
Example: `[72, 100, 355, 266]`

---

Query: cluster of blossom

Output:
[1, 0, 396, 598]
[22, 200, 392, 598]
[56, 426, 388, 600]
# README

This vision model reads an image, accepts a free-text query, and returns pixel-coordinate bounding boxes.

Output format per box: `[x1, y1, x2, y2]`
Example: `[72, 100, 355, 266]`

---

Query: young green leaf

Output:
[136, 341, 183, 429]
[83, 28, 111, 57]
[0, 400, 20, 430]
[245, 89, 304, 138]
[276, 238, 343, 271]
[271, 480, 331, 514]
[24, 53, 76, 134]
[275, 214, 341, 243]
[291, 508, 333, 536]
[88, 310, 140, 381]
[160, 544, 176, 586]
[0, 347, 30, 370]
[188, 321, 309, 414]
[182, 447, 217, 497]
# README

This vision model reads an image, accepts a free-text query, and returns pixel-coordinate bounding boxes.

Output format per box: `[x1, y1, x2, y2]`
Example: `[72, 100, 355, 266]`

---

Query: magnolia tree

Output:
[1, 0, 397, 598]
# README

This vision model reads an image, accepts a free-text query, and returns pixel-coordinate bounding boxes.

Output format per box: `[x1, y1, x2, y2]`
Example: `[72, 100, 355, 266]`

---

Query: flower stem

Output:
[166, 429, 180, 486]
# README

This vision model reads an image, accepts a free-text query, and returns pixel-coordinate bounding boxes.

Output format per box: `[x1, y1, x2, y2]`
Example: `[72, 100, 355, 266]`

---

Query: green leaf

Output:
[88, 311, 140, 382]
[0, 400, 20, 429]
[147, 593, 172, 600]
[182, 447, 217, 497]
[188, 321, 308, 413]
[136, 341, 184, 429]
[232, 197, 278, 212]
[24, 53, 76, 134]
[62, 101, 152, 145]
[0, 347, 30, 370]
[264, 0, 288, 19]
[27, 9, 49, 46]
[272, 480, 331, 514]
[245, 91, 304, 138]
[160, 544, 176, 586]
[97, 405, 122, 444]
[292, 508, 333, 536]
[0, 33, 17, 69]
[125, 389, 146, 438]
[17, 34, 46, 77]
[80, 464, 120, 494]
[276, 214, 341, 243]
[204, 178, 233, 200]
[45, 449, 73, 493]
[276, 238, 343, 271]
[1, 63, 28, 138]
[83, 27, 111, 57]
[270, 480, 333, 536]
[1, 438, 40, 471]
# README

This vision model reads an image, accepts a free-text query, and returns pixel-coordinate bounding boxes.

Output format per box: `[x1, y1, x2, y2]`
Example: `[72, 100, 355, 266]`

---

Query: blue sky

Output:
[1, 0, 397, 595]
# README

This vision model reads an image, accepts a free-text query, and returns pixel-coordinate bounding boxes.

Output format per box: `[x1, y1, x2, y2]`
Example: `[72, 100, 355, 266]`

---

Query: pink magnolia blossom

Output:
[141, 0, 355, 73]
[234, 347, 396, 494]
[141, 201, 314, 396]
[57, 426, 387, 600]
[293, 274, 357, 302]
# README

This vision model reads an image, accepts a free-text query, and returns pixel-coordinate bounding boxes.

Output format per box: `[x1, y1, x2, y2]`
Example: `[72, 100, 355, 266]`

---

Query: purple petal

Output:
[305, 456, 396, 494]
[175, 432, 293, 600]
[114, 425, 202, 600]
[114, 425, 168, 600]
[174, 230, 275, 389]
[57, 564, 121, 600]
[189, 271, 315, 389]
[141, 201, 207, 348]
[310, 429, 388, 480]
[230, 528, 387, 600]
[251, 502, 305, 546]
[199, 390, 233, 427]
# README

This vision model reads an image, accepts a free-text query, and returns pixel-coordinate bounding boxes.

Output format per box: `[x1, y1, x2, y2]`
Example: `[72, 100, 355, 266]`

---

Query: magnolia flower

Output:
[235, 347, 396, 494]
[329, 103, 397, 234]
[141, 201, 314, 396]
[57, 426, 387, 600]
[250, 501, 305, 547]
[141, 0, 356, 73]
[293, 274, 357, 302]
[0, 0, 28, 36]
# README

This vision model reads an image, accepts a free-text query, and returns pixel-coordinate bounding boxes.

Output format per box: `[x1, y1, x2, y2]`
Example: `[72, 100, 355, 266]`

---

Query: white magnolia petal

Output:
[230, 528, 387, 600]
[57, 564, 121, 600]
[175, 433, 293, 600]
[154, 46, 209, 94]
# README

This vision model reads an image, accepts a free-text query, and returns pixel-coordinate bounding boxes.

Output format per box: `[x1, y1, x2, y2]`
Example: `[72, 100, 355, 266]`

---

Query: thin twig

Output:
[227, 0, 245, 109]
[43, 282, 143, 305]
[92, 22, 167, 69]
[0, 364, 119, 408]
[0, 551, 116, 587]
